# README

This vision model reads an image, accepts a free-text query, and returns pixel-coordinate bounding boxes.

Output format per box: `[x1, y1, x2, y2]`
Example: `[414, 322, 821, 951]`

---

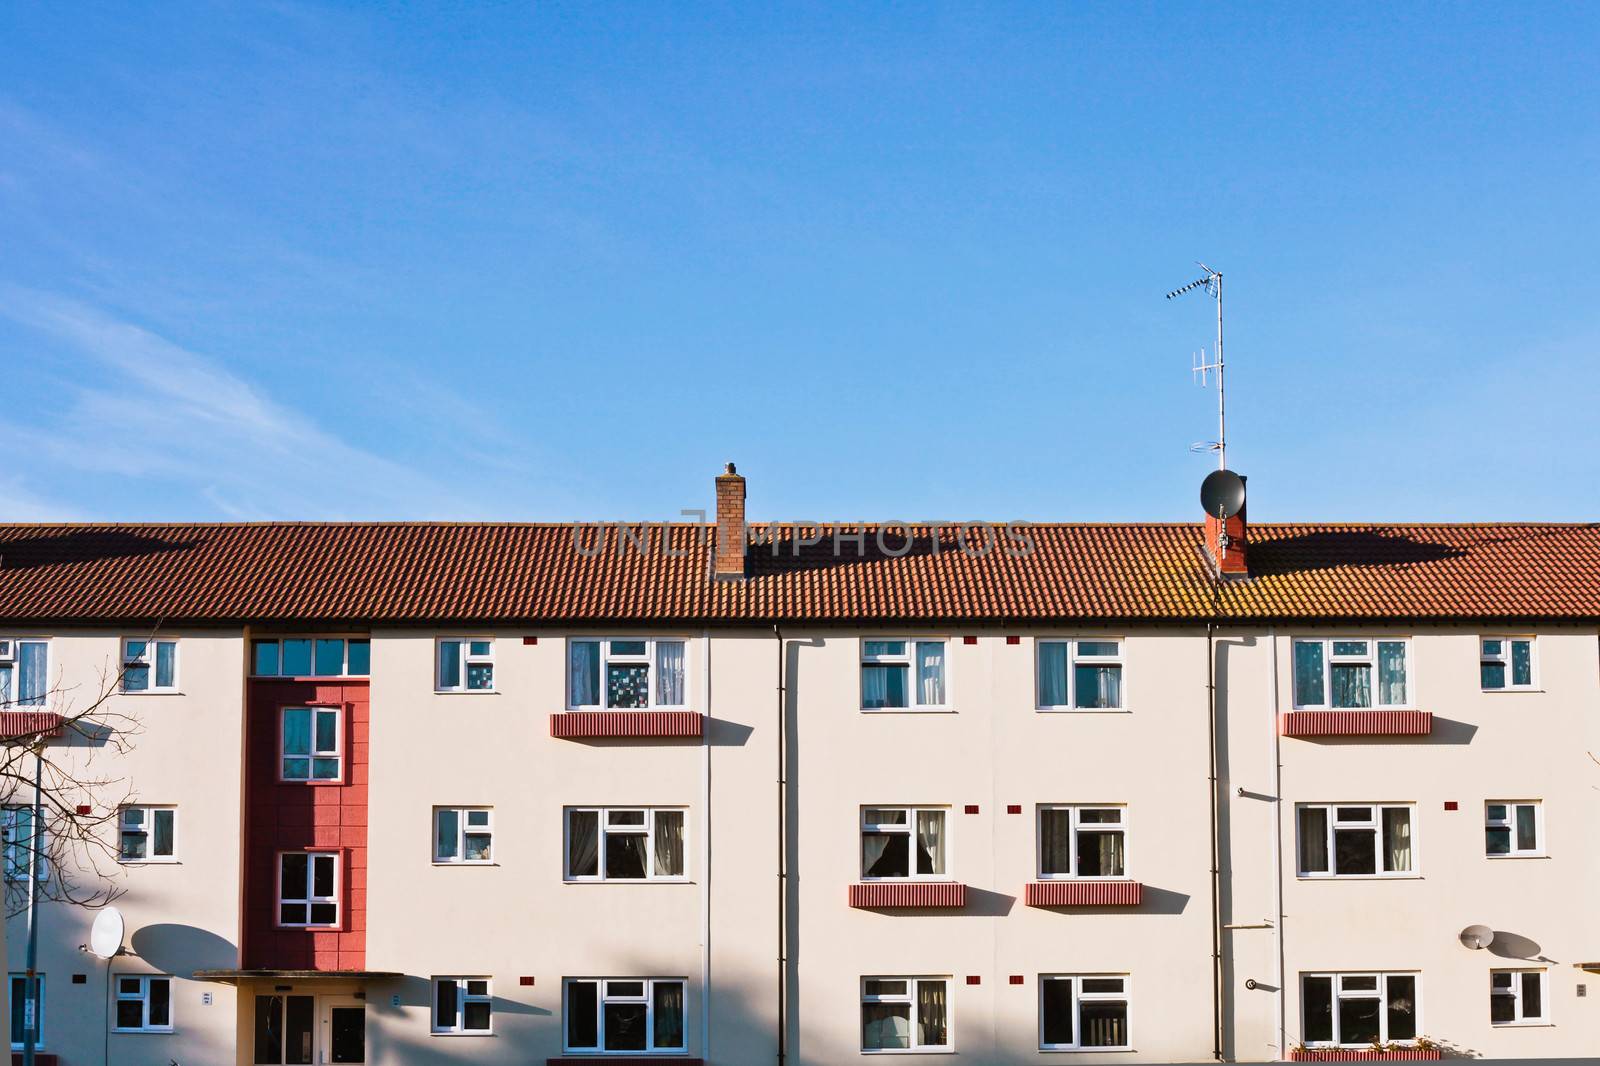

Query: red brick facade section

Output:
[243, 679, 367, 971]
[1280, 710, 1433, 737]
[549, 711, 703, 739]
[1025, 880, 1143, 907]
[847, 882, 966, 908]
[1205, 511, 1248, 575]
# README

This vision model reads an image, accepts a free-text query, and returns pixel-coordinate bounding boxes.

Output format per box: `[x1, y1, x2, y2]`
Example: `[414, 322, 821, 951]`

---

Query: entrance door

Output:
[322, 999, 366, 1064]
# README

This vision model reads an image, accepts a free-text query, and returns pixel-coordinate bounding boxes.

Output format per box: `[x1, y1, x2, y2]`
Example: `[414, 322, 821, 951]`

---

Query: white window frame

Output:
[8, 972, 43, 1049]
[565, 637, 690, 710]
[112, 974, 174, 1033]
[1295, 803, 1416, 878]
[859, 638, 949, 712]
[117, 805, 177, 863]
[1, 806, 46, 882]
[1036, 805, 1129, 880]
[250, 636, 370, 678]
[433, 807, 493, 864]
[1485, 801, 1543, 858]
[276, 852, 340, 928]
[1039, 974, 1132, 1052]
[436, 637, 496, 693]
[1490, 969, 1547, 1026]
[0, 638, 51, 710]
[1300, 972, 1421, 1048]
[279, 706, 342, 783]
[120, 637, 179, 694]
[564, 807, 688, 882]
[562, 977, 688, 1054]
[1035, 639, 1125, 711]
[860, 976, 951, 1053]
[1291, 637, 1412, 710]
[1480, 637, 1537, 691]
[432, 976, 493, 1035]
[860, 806, 950, 881]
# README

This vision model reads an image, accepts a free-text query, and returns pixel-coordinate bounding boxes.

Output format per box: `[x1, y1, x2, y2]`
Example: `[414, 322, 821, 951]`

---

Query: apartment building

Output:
[1, 467, 1597, 1064]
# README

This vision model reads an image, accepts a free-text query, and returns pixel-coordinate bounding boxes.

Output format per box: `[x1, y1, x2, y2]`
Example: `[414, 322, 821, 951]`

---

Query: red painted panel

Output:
[1280, 710, 1433, 737]
[1025, 880, 1142, 907]
[1290, 1052, 1440, 1062]
[243, 679, 368, 971]
[0, 712, 64, 740]
[549, 711, 703, 739]
[847, 882, 966, 908]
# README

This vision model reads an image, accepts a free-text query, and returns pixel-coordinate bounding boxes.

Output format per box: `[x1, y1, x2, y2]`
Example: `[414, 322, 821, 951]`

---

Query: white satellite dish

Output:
[1459, 924, 1495, 951]
[89, 907, 125, 960]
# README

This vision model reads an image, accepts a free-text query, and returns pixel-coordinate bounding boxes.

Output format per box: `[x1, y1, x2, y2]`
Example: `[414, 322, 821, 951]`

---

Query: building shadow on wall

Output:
[130, 922, 238, 972]
[0, 529, 199, 570]
[1244, 530, 1467, 574]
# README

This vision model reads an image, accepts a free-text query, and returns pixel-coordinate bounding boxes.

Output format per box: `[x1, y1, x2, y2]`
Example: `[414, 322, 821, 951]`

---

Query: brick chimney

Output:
[1204, 476, 1248, 577]
[714, 463, 746, 580]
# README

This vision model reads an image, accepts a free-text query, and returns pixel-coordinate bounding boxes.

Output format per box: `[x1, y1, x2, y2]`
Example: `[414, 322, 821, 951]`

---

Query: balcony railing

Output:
[848, 882, 966, 908]
[549, 711, 704, 739]
[1280, 711, 1432, 738]
[1024, 880, 1142, 907]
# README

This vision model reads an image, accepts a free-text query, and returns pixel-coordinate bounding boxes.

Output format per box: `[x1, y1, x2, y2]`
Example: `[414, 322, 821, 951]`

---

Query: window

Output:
[254, 994, 314, 1064]
[1040, 974, 1130, 1051]
[121, 638, 177, 693]
[1297, 805, 1413, 877]
[1301, 973, 1418, 1047]
[1, 806, 45, 882]
[565, 808, 686, 881]
[568, 638, 687, 708]
[1486, 801, 1541, 857]
[9, 973, 42, 1049]
[1490, 970, 1546, 1025]
[252, 638, 369, 678]
[861, 977, 948, 1052]
[113, 975, 173, 1032]
[1292, 639, 1409, 708]
[278, 852, 339, 927]
[437, 639, 494, 692]
[0, 639, 49, 708]
[564, 978, 686, 1054]
[281, 707, 341, 782]
[1038, 806, 1127, 879]
[433, 977, 492, 1034]
[861, 807, 947, 880]
[1481, 638, 1535, 690]
[1037, 640, 1123, 710]
[860, 639, 947, 710]
[118, 806, 176, 862]
[434, 807, 493, 863]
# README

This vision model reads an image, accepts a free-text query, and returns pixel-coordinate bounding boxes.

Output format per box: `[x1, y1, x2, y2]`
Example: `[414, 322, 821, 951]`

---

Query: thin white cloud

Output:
[0, 287, 487, 520]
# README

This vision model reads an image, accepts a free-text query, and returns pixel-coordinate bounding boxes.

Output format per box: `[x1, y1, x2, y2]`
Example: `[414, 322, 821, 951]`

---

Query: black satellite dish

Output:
[1200, 469, 1246, 519]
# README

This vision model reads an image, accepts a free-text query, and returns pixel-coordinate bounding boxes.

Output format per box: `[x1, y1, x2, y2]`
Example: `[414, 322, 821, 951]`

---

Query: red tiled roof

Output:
[0, 521, 1597, 625]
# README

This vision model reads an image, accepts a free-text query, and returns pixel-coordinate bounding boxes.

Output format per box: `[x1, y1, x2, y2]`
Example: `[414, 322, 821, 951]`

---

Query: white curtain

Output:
[1075, 664, 1122, 708]
[917, 981, 947, 1047]
[568, 811, 599, 876]
[1378, 642, 1407, 705]
[570, 642, 599, 706]
[861, 833, 892, 877]
[916, 811, 945, 875]
[1038, 643, 1070, 706]
[655, 641, 685, 706]
[861, 666, 891, 708]
[1383, 808, 1411, 872]
[654, 810, 684, 876]
[653, 982, 685, 1049]
[916, 642, 945, 705]
[17, 642, 46, 706]
[1298, 807, 1329, 873]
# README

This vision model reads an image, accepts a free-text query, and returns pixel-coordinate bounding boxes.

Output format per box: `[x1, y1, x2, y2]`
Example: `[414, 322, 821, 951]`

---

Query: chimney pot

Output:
[714, 463, 747, 580]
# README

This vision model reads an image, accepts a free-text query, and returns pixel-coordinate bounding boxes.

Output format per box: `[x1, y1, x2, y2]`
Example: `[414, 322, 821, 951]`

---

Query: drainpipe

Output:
[1269, 627, 1286, 1059]
[1206, 621, 1224, 1061]
[22, 746, 41, 1066]
[700, 629, 713, 1063]
[774, 624, 787, 1066]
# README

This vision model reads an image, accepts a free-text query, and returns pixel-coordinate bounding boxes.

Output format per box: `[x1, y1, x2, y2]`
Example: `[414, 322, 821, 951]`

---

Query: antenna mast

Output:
[1166, 262, 1226, 470]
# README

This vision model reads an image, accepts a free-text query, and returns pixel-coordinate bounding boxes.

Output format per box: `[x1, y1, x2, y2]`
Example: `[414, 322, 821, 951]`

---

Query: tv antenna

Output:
[1166, 262, 1226, 470]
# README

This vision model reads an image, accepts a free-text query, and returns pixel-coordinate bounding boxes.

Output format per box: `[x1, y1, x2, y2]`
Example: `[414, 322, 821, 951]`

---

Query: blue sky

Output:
[2, 3, 1596, 524]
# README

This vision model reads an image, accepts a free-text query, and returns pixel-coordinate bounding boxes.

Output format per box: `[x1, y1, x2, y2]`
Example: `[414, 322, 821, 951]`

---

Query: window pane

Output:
[862, 664, 908, 708]
[1041, 978, 1073, 1045]
[1511, 641, 1532, 686]
[1331, 663, 1372, 708]
[1382, 809, 1412, 873]
[605, 833, 648, 879]
[281, 639, 313, 677]
[1293, 643, 1324, 705]
[1386, 975, 1417, 1040]
[1040, 809, 1073, 875]
[148, 979, 170, 1026]
[153, 809, 175, 856]
[1490, 991, 1516, 1024]
[1377, 642, 1407, 704]
[1081, 978, 1124, 994]
[864, 640, 906, 657]
[568, 811, 599, 877]
[283, 710, 311, 755]
[1487, 803, 1507, 822]
[346, 640, 370, 676]
[1078, 641, 1119, 657]
[1486, 826, 1511, 855]
[117, 999, 145, 1029]
[653, 981, 685, 1049]
[285, 994, 314, 1063]
[314, 711, 337, 753]
[1080, 809, 1120, 825]
[463, 1001, 491, 1030]
[123, 663, 150, 691]
[1081, 999, 1128, 1047]
[464, 832, 491, 862]
[438, 641, 461, 688]
[654, 810, 685, 877]
[313, 855, 334, 897]
[1298, 808, 1329, 873]
[435, 980, 458, 1029]
[656, 641, 686, 705]
[468, 640, 492, 657]
[915, 642, 945, 705]
[1339, 995, 1380, 1045]
[1334, 828, 1376, 875]
[1515, 806, 1538, 851]
[864, 808, 908, 826]
[1481, 661, 1506, 689]
[312, 758, 339, 780]
[466, 663, 493, 690]
[567, 982, 597, 1048]
[862, 1003, 911, 1050]
[253, 995, 283, 1064]
[436, 809, 459, 860]
[1075, 663, 1122, 708]
[122, 831, 147, 861]
[609, 639, 646, 656]
[1332, 641, 1369, 656]
[1077, 830, 1125, 877]
[283, 757, 310, 780]
[607, 663, 650, 708]
[916, 980, 948, 1047]
[864, 832, 909, 878]
[1038, 643, 1070, 706]
[1482, 639, 1503, 656]
[281, 853, 307, 898]
[915, 810, 945, 875]
[604, 1001, 648, 1051]
[1521, 972, 1542, 1019]
[155, 641, 176, 687]
[254, 641, 281, 676]
[15, 643, 46, 706]
[570, 642, 600, 706]
[315, 639, 344, 676]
